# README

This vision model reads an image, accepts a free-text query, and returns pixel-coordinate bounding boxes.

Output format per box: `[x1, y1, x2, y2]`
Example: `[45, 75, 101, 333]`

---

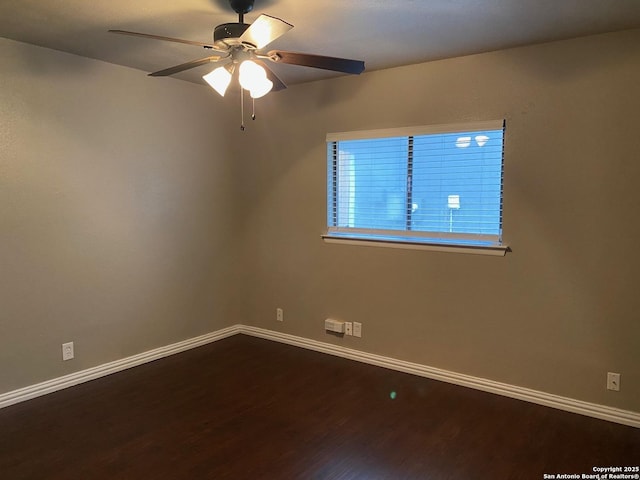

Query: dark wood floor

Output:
[0, 335, 638, 479]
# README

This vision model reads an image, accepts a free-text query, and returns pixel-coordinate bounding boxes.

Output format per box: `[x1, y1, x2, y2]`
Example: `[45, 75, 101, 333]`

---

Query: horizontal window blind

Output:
[326, 120, 503, 142]
[327, 120, 505, 246]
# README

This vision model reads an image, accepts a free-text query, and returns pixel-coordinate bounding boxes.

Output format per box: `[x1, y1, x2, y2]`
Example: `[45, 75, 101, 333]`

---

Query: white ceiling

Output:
[2, 0, 640, 88]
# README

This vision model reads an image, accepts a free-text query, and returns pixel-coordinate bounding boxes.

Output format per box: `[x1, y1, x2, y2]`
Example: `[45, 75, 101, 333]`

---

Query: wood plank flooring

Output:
[1, 335, 638, 479]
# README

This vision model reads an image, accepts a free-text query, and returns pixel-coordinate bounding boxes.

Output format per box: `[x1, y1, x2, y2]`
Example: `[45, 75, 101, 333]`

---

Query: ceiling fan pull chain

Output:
[240, 88, 245, 131]
[252, 98, 256, 120]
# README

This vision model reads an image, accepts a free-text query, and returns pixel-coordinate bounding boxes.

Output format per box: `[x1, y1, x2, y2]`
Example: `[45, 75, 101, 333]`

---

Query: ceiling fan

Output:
[109, 0, 365, 99]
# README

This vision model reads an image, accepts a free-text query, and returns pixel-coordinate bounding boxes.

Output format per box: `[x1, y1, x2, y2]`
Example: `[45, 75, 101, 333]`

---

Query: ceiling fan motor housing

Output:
[213, 23, 251, 49]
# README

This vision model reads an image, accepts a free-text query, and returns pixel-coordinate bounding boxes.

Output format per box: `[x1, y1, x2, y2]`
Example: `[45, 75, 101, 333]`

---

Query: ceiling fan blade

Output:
[109, 29, 220, 50]
[254, 60, 287, 91]
[149, 56, 223, 77]
[239, 14, 293, 49]
[267, 50, 365, 74]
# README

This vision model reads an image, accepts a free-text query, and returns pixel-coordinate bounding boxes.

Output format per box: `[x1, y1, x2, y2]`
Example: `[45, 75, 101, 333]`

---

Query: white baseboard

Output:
[1, 323, 638, 429]
[0, 325, 241, 410]
[238, 325, 640, 429]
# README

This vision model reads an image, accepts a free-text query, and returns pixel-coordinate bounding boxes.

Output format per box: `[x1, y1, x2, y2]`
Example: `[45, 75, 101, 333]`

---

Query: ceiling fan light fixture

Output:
[250, 78, 273, 99]
[109, 1, 365, 131]
[239, 60, 268, 91]
[203, 65, 233, 96]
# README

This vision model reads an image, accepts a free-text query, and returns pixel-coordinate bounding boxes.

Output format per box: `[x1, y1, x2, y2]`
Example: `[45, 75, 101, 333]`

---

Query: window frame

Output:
[323, 120, 509, 256]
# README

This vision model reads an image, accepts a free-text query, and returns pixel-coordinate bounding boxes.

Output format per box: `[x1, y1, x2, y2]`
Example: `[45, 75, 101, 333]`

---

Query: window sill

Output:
[322, 235, 510, 256]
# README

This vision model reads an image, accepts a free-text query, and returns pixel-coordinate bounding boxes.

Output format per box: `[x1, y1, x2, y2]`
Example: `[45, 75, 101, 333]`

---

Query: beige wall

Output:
[2, 29, 639, 413]
[0, 38, 241, 392]
[235, 29, 640, 411]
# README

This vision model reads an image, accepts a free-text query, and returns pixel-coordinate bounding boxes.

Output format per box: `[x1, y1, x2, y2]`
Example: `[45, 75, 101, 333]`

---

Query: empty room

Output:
[1, 0, 639, 478]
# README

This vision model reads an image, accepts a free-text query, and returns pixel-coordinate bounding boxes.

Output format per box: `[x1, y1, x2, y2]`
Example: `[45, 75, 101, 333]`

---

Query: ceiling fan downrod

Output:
[212, 0, 254, 46]
[229, 0, 255, 23]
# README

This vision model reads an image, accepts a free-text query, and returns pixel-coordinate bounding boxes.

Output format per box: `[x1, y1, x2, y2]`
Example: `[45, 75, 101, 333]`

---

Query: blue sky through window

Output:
[329, 128, 503, 239]
[412, 130, 503, 235]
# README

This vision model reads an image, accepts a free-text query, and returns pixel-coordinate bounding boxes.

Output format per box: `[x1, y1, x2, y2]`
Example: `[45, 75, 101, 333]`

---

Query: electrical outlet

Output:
[276, 308, 284, 322]
[607, 372, 620, 391]
[62, 342, 74, 361]
[345, 322, 353, 336]
[353, 322, 362, 338]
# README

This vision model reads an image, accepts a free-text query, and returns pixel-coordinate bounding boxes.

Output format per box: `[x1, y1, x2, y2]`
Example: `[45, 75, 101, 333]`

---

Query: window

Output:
[325, 121, 507, 255]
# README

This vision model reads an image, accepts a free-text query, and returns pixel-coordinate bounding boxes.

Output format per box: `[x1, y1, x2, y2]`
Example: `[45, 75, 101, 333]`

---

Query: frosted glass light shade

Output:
[239, 60, 267, 91]
[203, 66, 232, 96]
[250, 78, 273, 99]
